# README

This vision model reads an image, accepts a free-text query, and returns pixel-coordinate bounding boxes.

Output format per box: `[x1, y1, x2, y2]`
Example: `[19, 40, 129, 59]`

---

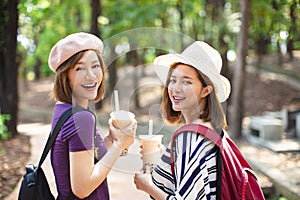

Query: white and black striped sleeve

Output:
[152, 131, 218, 200]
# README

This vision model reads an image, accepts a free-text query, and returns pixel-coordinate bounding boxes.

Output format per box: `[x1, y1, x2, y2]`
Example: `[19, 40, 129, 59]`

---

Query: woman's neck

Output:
[72, 100, 88, 109]
[182, 109, 201, 124]
[184, 117, 214, 130]
[182, 100, 206, 124]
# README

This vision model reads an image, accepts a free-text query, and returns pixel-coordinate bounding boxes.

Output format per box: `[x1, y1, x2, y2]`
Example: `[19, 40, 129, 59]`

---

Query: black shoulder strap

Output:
[38, 107, 84, 167]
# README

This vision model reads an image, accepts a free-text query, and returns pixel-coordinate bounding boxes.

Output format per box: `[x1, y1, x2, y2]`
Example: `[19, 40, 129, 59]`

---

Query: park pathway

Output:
[6, 123, 150, 200]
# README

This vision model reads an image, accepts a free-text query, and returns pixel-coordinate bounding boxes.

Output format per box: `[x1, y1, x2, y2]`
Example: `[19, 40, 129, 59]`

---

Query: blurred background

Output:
[1, 0, 300, 199]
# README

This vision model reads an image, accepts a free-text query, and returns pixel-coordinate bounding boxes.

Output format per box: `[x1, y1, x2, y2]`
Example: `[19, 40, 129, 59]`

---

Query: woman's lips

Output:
[82, 82, 97, 89]
[173, 96, 185, 103]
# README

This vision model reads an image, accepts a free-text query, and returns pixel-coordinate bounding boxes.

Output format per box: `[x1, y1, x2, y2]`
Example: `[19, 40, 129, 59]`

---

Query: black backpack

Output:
[18, 107, 78, 200]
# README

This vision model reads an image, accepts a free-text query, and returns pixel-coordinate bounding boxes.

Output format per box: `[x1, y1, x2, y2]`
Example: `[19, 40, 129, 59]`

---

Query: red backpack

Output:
[170, 124, 265, 200]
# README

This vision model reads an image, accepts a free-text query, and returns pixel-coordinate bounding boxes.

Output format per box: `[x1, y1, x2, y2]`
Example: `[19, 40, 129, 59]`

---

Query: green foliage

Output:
[278, 197, 288, 200]
[17, 0, 300, 78]
[249, 0, 299, 53]
[0, 114, 10, 140]
[18, 0, 92, 78]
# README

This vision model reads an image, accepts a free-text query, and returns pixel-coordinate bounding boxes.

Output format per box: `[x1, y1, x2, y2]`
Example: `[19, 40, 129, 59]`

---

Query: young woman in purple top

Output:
[48, 32, 136, 200]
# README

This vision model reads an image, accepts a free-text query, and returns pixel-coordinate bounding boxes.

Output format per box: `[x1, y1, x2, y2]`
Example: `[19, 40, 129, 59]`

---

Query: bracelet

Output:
[120, 148, 128, 156]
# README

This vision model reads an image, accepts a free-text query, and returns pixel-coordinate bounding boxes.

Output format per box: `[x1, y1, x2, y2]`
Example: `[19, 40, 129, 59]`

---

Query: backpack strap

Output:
[172, 124, 223, 149]
[38, 106, 85, 168]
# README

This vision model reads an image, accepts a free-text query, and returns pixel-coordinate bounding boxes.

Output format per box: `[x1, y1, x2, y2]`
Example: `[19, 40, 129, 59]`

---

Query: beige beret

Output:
[48, 32, 104, 72]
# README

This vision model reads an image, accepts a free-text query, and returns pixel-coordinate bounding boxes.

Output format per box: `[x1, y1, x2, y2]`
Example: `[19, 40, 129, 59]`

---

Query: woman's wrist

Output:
[99, 143, 122, 168]
[104, 135, 113, 148]
[111, 142, 123, 151]
[112, 140, 125, 151]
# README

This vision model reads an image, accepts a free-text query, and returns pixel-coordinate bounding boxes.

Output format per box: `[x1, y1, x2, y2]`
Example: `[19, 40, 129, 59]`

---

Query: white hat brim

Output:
[154, 54, 231, 103]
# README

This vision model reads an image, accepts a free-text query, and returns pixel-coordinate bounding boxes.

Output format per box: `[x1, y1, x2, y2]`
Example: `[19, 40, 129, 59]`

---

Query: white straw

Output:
[148, 120, 153, 135]
[114, 90, 120, 111]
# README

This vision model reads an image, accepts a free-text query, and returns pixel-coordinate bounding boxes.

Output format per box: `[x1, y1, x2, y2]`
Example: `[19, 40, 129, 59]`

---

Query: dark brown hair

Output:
[51, 50, 107, 104]
[161, 63, 227, 131]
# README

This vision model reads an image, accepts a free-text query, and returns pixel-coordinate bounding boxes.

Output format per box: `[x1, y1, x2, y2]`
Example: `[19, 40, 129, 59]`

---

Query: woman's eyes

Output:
[75, 64, 100, 71]
[75, 66, 84, 71]
[92, 64, 100, 69]
[169, 79, 191, 84]
[169, 79, 176, 83]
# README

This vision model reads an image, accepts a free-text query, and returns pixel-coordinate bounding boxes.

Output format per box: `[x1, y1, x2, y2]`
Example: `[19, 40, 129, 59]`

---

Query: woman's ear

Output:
[200, 85, 213, 98]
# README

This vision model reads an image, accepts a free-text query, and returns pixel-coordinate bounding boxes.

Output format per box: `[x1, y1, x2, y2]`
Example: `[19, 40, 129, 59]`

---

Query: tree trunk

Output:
[90, 0, 103, 109]
[33, 59, 41, 80]
[0, 0, 19, 137]
[287, 0, 297, 61]
[277, 41, 283, 66]
[214, 0, 229, 80]
[255, 34, 269, 74]
[0, 2, 5, 109]
[130, 49, 140, 109]
[90, 0, 101, 37]
[176, 0, 184, 50]
[108, 43, 118, 94]
[229, 0, 250, 139]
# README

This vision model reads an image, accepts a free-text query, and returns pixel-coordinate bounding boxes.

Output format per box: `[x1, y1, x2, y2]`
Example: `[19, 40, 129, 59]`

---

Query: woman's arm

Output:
[104, 133, 113, 149]
[134, 173, 168, 200]
[134, 144, 172, 200]
[134, 132, 218, 200]
[69, 121, 135, 198]
[70, 144, 122, 198]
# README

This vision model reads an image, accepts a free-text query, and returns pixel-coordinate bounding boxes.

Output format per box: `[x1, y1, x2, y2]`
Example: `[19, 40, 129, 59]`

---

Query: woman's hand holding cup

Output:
[108, 110, 136, 155]
[108, 120, 136, 150]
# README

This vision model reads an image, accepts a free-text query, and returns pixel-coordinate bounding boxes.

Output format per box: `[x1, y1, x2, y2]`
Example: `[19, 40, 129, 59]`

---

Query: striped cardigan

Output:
[152, 131, 218, 200]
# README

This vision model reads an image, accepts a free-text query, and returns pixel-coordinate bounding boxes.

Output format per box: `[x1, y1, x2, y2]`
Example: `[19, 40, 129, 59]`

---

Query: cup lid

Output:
[110, 110, 135, 119]
[139, 135, 163, 140]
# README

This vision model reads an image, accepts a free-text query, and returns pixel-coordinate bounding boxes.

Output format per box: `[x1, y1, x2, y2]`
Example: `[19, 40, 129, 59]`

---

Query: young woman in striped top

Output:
[134, 41, 231, 200]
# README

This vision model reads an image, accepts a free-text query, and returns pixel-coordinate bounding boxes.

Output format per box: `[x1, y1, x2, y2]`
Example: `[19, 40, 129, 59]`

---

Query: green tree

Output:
[286, 0, 299, 60]
[0, 114, 11, 139]
[230, 0, 250, 138]
[101, 0, 167, 108]
[0, 0, 19, 137]
[18, 0, 92, 79]
[13, 0, 300, 140]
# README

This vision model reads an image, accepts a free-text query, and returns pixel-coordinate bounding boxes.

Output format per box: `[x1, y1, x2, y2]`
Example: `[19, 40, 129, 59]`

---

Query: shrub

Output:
[0, 114, 10, 140]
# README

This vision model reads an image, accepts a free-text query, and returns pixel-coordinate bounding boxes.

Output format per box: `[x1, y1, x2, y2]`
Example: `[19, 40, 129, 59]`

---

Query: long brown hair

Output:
[51, 50, 107, 104]
[161, 63, 227, 131]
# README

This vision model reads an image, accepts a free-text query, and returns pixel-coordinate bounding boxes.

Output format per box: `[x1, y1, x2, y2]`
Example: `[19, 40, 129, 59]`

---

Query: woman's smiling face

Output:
[68, 50, 103, 108]
[167, 64, 212, 121]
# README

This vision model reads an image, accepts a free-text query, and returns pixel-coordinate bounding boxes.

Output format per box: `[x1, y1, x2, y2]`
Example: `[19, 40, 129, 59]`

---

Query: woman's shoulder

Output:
[174, 123, 216, 136]
[72, 107, 96, 124]
[53, 103, 96, 125]
[173, 124, 217, 148]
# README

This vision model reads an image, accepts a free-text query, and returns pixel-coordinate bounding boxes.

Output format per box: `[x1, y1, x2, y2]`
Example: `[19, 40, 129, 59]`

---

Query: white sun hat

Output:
[154, 41, 231, 103]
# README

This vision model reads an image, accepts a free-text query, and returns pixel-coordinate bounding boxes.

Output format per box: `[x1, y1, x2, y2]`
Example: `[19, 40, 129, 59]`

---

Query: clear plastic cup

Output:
[110, 110, 135, 130]
[139, 135, 163, 173]
[110, 110, 135, 156]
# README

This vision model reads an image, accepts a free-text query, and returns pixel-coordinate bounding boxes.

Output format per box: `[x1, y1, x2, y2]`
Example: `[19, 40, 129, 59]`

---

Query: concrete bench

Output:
[263, 109, 300, 138]
[249, 116, 283, 140]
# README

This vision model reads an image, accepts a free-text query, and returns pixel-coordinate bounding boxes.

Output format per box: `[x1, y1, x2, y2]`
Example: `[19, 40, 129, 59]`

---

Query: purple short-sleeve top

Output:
[50, 103, 109, 200]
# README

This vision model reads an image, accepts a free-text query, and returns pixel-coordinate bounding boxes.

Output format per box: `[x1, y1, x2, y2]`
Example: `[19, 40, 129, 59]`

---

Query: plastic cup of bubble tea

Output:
[139, 135, 163, 173]
[110, 110, 135, 130]
[110, 110, 136, 156]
